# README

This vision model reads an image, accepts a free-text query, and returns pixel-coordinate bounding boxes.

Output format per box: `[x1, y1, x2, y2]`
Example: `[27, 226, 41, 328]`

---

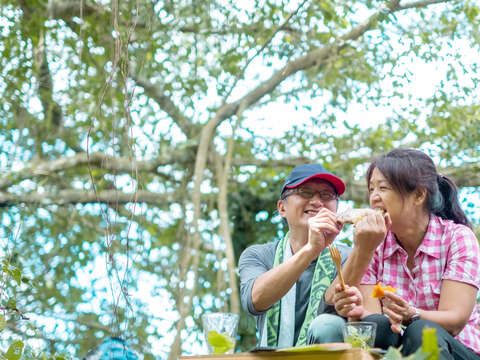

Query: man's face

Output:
[278, 179, 338, 229]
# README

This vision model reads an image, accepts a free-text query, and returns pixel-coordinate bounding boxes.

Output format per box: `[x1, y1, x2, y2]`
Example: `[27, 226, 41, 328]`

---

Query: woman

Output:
[334, 148, 480, 360]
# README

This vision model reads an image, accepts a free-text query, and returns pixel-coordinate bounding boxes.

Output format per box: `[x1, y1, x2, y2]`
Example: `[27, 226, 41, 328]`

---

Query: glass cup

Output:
[342, 321, 377, 349]
[202, 312, 239, 354]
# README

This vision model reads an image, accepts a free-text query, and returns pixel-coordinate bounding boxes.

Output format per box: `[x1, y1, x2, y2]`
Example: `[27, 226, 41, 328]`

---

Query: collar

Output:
[383, 215, 442, 259]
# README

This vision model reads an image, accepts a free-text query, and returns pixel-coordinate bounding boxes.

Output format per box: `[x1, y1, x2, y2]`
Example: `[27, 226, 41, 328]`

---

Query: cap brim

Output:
[285, 173, 346, 195]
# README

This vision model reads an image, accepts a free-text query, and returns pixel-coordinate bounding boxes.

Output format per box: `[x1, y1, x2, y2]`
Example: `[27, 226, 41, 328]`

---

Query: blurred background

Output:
[0, 0, 479, 359]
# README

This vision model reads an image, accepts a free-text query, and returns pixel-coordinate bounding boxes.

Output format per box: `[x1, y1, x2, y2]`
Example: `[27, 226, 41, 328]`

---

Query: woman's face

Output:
[368, 167, 411, 225]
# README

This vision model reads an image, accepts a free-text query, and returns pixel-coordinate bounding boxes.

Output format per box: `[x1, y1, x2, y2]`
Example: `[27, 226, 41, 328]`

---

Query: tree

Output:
[0, 0, 479, 358]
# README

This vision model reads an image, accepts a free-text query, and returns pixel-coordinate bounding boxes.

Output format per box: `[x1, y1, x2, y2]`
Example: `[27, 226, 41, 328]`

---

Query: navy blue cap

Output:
[281, 163, 346, 196]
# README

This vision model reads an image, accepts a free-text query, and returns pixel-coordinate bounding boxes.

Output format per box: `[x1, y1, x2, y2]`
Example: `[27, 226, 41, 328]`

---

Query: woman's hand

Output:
[333, 284, 365, 320]
[353, 211, 391, 254]
[382, 291, 414, 334]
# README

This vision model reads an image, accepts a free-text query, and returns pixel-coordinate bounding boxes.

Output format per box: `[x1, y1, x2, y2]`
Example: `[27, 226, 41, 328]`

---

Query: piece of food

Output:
[207, 330, 235, 354]
[343, 326, 373, 349]
[344, 334, 372, 349]
[337, 208, 385, 225]
[371, 282, 397, 298]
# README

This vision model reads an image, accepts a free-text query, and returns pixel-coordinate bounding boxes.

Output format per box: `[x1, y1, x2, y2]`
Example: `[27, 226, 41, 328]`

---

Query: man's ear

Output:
[277, 199, 286, 217]
[414, 188, 427, 205]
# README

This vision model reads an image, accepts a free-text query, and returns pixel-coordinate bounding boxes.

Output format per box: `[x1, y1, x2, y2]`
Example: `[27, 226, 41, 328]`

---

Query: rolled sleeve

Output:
[443, 226, 480, 289]
[238, 243, 277, 316]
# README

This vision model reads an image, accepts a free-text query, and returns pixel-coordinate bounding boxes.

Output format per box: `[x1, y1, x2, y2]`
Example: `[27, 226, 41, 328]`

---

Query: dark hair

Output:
[366, 148, 471, 228]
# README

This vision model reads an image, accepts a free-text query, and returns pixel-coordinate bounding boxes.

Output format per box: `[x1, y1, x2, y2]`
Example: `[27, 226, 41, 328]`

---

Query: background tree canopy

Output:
[0, 0, 479, 359]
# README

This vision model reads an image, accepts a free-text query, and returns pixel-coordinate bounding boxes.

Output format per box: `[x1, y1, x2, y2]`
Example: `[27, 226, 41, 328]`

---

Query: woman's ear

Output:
[415, 188, 427, 205]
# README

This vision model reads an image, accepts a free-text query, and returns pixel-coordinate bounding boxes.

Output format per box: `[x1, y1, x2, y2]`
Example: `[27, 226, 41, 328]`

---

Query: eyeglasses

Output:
[282, 187, 338, 201]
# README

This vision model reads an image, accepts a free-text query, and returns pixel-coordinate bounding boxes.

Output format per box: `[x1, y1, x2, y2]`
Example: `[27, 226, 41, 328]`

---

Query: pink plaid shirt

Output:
[361, 215, 480, 354]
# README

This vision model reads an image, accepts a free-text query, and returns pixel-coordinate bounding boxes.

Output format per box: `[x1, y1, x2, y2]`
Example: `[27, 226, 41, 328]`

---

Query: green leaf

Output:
[12, 268, 22, 285]
[6, 298, 17, 310]
[5, 340, 24, 360]
[421, 327, 440, 360]
[384, 346, 404, 360]
[0, 315, 6, 331]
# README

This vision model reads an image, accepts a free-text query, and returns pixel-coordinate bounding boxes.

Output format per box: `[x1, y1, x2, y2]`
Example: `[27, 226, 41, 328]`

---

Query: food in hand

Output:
[207, 330, 235, 354]
[371, 282, 397, 298]
[337, 208, 385, 225]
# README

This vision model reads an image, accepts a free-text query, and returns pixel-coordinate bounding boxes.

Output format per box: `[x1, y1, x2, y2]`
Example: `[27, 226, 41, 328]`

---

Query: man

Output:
[239, 163, 351, 348]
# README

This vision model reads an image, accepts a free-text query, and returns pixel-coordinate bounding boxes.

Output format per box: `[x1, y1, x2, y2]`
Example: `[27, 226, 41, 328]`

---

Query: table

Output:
[180, 347, 378, 360]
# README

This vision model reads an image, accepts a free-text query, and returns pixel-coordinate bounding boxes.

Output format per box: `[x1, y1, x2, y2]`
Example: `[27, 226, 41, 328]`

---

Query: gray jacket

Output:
[238, 240, 351, 345]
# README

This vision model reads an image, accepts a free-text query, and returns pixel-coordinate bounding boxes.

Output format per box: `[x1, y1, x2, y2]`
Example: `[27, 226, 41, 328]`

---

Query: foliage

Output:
[0, 259, 71, 360]
[0, 0, 479, 359]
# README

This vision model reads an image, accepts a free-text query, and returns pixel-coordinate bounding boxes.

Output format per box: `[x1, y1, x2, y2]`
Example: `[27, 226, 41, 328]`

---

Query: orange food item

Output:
[371, 282, 397, 298]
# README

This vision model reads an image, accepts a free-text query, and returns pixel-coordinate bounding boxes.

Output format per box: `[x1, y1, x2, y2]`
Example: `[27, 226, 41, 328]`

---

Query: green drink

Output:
[342, 321, 376, 349]
[202, 313, 238, 354]
[207, 330, 235, 354]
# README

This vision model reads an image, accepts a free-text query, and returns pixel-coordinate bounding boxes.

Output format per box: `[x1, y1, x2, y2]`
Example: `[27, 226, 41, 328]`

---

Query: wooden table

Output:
[180, 347, 378, 360]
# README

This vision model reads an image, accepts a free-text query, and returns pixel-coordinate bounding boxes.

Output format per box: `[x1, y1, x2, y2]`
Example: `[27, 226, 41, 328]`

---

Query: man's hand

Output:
[333, 284, 365, 320]
[307, 208, 341, 256]
[353, 211, 390, 253]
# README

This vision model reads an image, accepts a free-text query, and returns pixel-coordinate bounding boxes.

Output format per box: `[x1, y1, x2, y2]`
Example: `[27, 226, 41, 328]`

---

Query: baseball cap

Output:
[281, 163, 346, 196]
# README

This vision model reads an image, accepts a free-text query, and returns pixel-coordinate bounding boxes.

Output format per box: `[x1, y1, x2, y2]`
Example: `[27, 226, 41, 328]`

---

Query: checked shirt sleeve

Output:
[443, 224, 480, 289]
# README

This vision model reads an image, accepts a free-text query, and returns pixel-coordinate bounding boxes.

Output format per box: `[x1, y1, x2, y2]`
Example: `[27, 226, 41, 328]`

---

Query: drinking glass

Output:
[202, 312, 239, 354]
[342, 321, 377, 349]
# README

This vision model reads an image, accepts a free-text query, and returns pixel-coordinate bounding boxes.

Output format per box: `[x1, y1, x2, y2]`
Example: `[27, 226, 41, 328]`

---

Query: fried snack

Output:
[371, 282, 397, 298]
[337, 208, 385, 225]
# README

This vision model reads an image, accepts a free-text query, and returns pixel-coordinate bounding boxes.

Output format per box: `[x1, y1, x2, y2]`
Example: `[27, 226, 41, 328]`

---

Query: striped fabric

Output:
[361, 215, 480, 354]
[264, 232, 336, 347]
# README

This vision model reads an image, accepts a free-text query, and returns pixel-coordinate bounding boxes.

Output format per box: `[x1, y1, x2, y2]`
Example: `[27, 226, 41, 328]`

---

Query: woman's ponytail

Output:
[433, 175, 471, 228]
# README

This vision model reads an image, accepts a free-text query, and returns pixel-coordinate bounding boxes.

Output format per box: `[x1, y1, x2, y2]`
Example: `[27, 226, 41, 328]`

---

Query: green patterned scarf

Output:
[265, 232, 336, 347]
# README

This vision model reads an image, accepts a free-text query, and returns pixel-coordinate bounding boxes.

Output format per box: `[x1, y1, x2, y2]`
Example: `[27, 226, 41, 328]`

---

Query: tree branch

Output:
[178, 24, 300, 36]
[133, 74, 197, 137]
[231, 156, 312, 167]
[3, 151, 476, 196]
[19, 0, 63, 144]
[208, 0, 454, 131]
[208, 5, 387, 129]
[1, 151, 303, 190]
[47, 0, 103, 19]
[223, 0, 310, 103]
[0, 190, 179, 207]
[442, 163, 480, 189]
[398, 0, 453, 10]
[0, 152, 187, 190]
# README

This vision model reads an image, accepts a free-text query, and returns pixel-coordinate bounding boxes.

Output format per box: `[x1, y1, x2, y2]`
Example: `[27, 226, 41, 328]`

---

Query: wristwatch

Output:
[405, 306, 421, 325]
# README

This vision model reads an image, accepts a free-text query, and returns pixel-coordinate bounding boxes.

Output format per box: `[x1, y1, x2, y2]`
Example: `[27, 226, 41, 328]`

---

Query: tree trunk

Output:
[216, 134, 240, 315]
